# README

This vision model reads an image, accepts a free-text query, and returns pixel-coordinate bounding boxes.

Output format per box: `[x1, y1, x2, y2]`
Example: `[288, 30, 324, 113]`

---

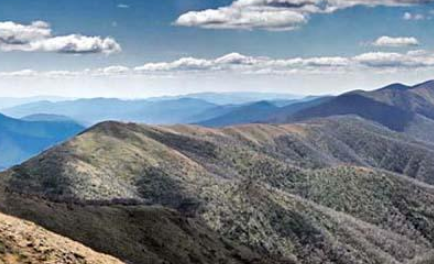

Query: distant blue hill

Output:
[0, 114, 84, 169]
[0, 96, 72, 110]
[198, 101, 279, 127]
[196, 96, 328, 127]
[1, 93, 317, 128]
[21, 113, 78, 123]
[147, 92, 304, 105]
[1, 98, 218, 125]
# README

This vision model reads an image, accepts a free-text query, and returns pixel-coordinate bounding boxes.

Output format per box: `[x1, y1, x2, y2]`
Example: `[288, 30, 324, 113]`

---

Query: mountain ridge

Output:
[3, 116, 434, 263]
[266, 80, 434, 139]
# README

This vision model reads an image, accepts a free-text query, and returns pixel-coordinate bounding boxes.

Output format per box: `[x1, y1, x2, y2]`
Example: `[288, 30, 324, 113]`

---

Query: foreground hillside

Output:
[0, 212, 125, 264]
[2, 117, 434, 263]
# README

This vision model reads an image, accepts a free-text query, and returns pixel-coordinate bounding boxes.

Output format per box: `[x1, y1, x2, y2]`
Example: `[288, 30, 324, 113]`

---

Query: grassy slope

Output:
[0, 211, 125, 264]
[0, 189, 281, 264]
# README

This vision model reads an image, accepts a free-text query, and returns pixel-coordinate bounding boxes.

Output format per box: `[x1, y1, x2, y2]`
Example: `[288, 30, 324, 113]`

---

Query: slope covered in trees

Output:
[1, 117, 434, 264]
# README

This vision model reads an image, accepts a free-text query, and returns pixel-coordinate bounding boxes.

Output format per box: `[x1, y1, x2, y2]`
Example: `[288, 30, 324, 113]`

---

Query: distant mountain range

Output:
[5, 80, 434, 133]
[0, 113, 84, 169]
[198, 96, 330, 127]
[21, 113, 79, 123]
[0, 96, 72, 109]
[0, 92, 314, 171]
[147, 91, 304, 105]
[0, 94, 313, 126]
[0, 98, 217, 125]
[198, 101, 279, 127]
[2, 80, 434, 172]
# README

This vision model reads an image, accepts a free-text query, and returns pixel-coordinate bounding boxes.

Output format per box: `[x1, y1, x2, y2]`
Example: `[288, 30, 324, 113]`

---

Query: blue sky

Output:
[1, 0, 434, 98]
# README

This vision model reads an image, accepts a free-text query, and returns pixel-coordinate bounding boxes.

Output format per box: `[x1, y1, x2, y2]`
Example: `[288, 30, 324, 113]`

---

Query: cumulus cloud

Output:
[176, 6, 307, 31]
[0, 21, 50, 44]
[353, 51, 431, 68]
[0, 21, 121, 54]
[135, 57, 214, 72]
[372, 36, 419, 47]
[175, 0, 433, 31]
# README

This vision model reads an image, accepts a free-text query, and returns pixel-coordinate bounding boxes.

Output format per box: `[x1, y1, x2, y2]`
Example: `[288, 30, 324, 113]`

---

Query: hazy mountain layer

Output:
[0, 114, 84, 169]
[0, 96, 71, 110]
[148, 92, 303, 105]
[198, 101, 279, 127]
[1, 98, 218, 125]
[1, 94, 320, 127]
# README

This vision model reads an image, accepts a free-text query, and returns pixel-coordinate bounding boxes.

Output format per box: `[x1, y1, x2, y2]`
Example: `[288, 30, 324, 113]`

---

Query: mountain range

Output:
[0, 93, 312, 172]
[271, 81, 434, 138]
[0, 96, 71, 109]
[1, 114, 434, 263]
[0, 94, 313, 126]
[0, 98, 216, 125]
[147, 92, 304, 105]
[1, 81, 434, 263]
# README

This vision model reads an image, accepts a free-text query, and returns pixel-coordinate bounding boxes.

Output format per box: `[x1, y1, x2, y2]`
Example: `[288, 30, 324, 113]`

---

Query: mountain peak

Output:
[247, 100, 278, 108]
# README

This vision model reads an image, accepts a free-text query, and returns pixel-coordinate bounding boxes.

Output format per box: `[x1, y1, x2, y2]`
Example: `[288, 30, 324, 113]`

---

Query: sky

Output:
[1, 0, 434, 98]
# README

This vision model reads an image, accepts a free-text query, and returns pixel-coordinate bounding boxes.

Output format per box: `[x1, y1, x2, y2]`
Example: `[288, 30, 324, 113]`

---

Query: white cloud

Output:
[354, 51, 433, 68]
[133, 50, 434, 74]
[0, 21, 121, 54]
[176, 6, 307, 31]
[93, 65, 130, 76]
[135, 57, 214, 72]
[372, 36, 419, 47]
[175, 0, 433, 31]
[0, 21, 50, 44]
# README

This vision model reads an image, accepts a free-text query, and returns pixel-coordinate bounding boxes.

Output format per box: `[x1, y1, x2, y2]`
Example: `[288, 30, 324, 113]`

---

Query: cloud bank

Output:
[0, 21, 121, 54]
[175, 0, 434, 31]
[2, 49, 434, 79]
